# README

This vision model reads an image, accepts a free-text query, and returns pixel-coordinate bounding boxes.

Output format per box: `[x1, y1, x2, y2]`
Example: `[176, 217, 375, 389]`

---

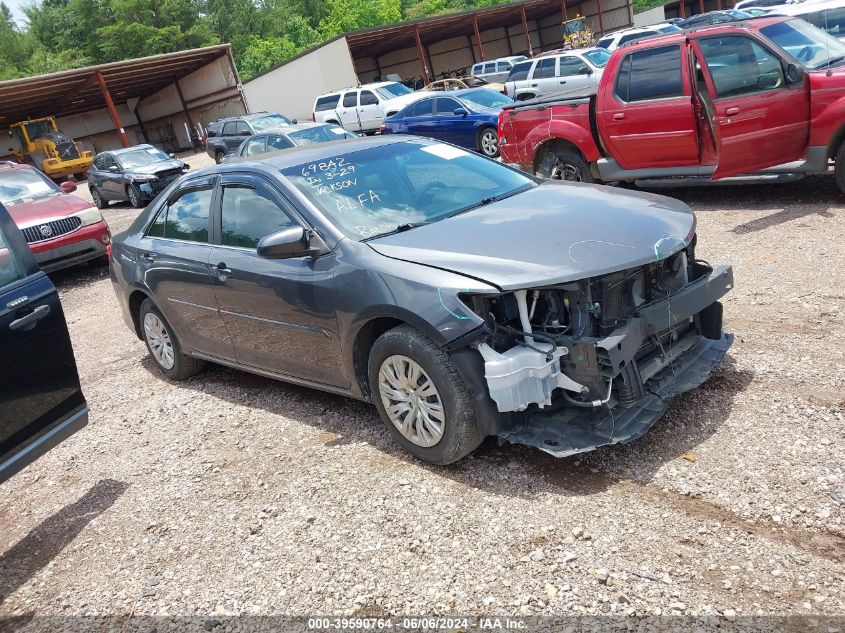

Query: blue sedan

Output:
[381, 88, 513, 158]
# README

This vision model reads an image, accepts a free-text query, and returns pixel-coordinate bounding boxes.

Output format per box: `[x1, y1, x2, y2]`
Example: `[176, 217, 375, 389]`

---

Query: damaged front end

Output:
[460, 240, 734, 457]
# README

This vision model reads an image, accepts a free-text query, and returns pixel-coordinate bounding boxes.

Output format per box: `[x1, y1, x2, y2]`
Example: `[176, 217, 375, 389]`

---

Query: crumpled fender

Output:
[523, 117, 602, 170]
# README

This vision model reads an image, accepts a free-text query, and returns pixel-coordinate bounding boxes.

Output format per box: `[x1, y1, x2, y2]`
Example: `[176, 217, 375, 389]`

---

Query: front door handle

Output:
[559, 80, 567, 84]
[530, 83, 537, 87]
[725, 106, 740, 116]
[215, 262, 232, 282]
[10, 304, 51, 331]
[613, 113, 625, 120]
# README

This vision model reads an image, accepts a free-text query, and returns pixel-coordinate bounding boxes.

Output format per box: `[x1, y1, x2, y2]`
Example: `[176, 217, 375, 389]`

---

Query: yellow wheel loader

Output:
[562, 16, 593, 49]
[8, 117, 94, 180]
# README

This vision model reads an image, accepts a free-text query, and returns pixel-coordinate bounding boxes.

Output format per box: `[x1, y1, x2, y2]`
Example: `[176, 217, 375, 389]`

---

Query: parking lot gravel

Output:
[1, 152, 843, 626]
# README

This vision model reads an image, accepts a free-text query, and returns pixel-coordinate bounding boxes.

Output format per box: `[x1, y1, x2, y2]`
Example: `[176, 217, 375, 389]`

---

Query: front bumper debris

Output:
[498, 331, 732, 457]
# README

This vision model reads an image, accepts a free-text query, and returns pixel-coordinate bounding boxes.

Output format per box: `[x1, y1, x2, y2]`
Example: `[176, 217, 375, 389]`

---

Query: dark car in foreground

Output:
[1, 201, 89, 483]
[0, 161, 110, 272]
[205, 113, 294, 164]
[226, 123, 359, 160]
[110, 136, 733, 465]
[382, 88, 513, 158]
[88, 145, 189, 208]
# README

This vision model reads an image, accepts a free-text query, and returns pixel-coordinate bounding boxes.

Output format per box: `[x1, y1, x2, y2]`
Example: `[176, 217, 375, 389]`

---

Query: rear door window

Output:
[558, 56, 586, 76]
[435, 97, 461, 115]
[615, 44, 683, 102]
[343, 92, 358, 107]
[0, 223, 24, 287]
[483, 62, 496, 73]
[412, 99, 434, 117]
[222, 122, 239, 136]
[532, 58, 556, 79]
[147, 187, 212, 242]
[497, 61, 512, 72]
[245, 137, 266, 156]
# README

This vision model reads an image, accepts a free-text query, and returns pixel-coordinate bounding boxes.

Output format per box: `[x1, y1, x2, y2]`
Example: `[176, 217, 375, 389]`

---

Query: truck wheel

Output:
[477, 127, 499, 158]
[368, 325, 482, 465]
[536, 146, 593, 183]
[835, 141, 845, 195]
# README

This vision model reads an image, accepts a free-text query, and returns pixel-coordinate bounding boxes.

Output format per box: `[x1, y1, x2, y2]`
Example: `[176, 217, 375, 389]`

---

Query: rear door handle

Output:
[10, 304, 51, 331]
[559, 80, 567, 84]
[613, 113, 625, 120]
[725, 106, 740, 116]
[530, 83, 537, 87]
[214, 262, 232, 282]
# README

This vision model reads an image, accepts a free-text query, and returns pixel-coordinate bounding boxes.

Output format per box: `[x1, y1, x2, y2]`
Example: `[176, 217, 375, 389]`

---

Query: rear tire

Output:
[139, 299, 205, 381]
[90, 186, 108, 209]
[368, 325, 482, 465]
[835, 141, 845, 195]
[535, 145, 594, 183]
[477, 126, 499, 158]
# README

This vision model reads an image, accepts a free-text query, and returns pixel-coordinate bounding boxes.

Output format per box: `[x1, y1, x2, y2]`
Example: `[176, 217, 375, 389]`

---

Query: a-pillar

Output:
[96, 71, 129, 148]
[414, 25, 431, 85]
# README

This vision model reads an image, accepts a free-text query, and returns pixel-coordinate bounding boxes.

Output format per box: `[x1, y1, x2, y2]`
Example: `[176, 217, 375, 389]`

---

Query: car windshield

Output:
[761, 18, 845, 68]
[251, 114, 293, 132]
[375, 83, 413, 100]
[584, 49, 612, 66]
[459, 89, 513, 109]
[280, 140, 535, 240]
[290, 125, 357, 145]
[0, 169, 59, 205]
[117, 147, 171, 169]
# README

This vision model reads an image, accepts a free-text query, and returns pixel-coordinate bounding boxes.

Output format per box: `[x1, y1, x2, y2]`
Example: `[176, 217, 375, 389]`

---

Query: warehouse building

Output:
[0, 44, 247, 158]
[244, 0, 634, 121]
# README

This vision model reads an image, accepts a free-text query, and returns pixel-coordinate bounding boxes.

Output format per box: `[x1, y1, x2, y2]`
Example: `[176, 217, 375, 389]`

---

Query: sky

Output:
[4, 0, 28, 25]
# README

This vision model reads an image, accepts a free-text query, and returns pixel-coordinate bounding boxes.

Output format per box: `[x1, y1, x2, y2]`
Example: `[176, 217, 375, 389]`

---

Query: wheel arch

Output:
[827, 122, 845, 159]
[128, 288, 154, 340]
[532, 137, 587, 174]
[351, 316, 406, 401]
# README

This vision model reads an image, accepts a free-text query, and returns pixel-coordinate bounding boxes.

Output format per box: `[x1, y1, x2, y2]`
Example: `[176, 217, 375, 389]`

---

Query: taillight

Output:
[379, 124, 386, 134]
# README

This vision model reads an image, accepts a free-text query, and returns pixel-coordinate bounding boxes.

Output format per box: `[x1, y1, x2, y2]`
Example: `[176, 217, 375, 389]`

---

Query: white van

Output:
[312, 82, 428, 133]
[470, 56, 529, 83]
[503, 48, 611, 101]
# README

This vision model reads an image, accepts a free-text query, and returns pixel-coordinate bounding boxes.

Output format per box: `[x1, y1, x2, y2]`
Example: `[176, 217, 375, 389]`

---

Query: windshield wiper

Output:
[448, 184, 534, 219]
[361, 221, 430, 241]
[814, 56, 845, 70]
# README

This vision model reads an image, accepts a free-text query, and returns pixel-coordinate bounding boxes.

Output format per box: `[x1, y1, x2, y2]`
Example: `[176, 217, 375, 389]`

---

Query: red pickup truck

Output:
[498, 15, 845, 192]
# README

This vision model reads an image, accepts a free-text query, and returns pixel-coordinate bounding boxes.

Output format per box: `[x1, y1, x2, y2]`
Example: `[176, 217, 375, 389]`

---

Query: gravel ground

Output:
[1, 153, 843, 627]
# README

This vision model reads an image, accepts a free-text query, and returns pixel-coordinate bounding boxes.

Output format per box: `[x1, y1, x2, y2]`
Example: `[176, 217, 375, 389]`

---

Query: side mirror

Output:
[578, 66, 593, 75]
[60, 181, 77, 193]
[168, 152, 176, 158]
[785, 62, 803, 84]
[257, 226, 328, 259]
[108, 165, 119, 173]
[291, 118, 298, 124]
[453, 107, 469, 117]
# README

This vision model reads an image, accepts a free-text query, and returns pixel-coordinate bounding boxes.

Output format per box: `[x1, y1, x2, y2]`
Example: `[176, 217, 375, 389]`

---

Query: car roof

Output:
[318, 81, 400, 98]
[616, 15, 792, 48]
[254, 122, 339, 135]
[0, 160, 31, 173]
[110, 143, 158, 155]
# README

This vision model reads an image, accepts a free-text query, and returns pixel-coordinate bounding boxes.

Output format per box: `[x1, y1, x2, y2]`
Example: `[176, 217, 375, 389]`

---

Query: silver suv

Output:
[503, 48, 610, 101]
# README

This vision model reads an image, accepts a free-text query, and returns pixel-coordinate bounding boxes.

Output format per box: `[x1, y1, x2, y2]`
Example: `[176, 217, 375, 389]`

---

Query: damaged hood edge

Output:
[367, 181, 696, 291]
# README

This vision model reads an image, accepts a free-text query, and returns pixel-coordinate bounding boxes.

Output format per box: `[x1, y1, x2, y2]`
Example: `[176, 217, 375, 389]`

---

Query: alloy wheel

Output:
[143, 312, 175, 370]
[378, 354, 445, 447]
[550, 162, 582, 181]
[480, 129, 498, 157]
[91, 188, 103, 206]
[128, 186, 141, 207]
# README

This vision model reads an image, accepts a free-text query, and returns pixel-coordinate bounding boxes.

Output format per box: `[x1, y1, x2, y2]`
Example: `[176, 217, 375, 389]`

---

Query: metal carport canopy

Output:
[0, 44, 234, 127]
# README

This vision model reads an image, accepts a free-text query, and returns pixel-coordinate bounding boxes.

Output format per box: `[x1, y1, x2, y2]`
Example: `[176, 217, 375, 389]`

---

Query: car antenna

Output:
[826, 12, 834, 76]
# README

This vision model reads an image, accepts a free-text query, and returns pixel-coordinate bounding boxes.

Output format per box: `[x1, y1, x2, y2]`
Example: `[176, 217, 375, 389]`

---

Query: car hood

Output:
[128, 159, 184, 175]
[367, 181, 696, 290]
[7, 193, 93, 227]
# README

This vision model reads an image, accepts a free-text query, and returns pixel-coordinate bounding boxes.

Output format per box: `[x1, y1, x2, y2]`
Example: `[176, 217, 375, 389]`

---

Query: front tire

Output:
[368, 325, 482, 465]
[478, 127, 499, 158]
[90, 186, 108, 209]
[215, 150, 226, 164]
[139, 299, 205, 380]
[835, 141, 845, 195]
[535, 146, 594, 183]
[127, 184, 144, 208]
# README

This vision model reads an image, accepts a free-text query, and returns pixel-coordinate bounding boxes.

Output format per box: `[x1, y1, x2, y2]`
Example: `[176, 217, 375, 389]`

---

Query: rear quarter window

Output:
[507, 61, 533, 82]
[315, 95, 340, 111]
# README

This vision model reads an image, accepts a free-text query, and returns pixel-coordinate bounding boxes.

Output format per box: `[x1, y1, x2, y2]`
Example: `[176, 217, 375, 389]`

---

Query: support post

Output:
[96, 71, 129, 148]
[414, 25, 430, 85]
[679, 0, 686, 18]
[716, 0, 722, 8]
[473, 14, 485, 61]
[561, 0, 568, 21]
[521, 7, 533, 57]
[175, 80, 196, 149]
[596, 0, 606, 36]
[699, 0, 704, 13]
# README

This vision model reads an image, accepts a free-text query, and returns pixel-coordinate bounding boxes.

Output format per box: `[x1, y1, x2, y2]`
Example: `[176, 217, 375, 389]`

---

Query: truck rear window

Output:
[615, 44, 683, 102]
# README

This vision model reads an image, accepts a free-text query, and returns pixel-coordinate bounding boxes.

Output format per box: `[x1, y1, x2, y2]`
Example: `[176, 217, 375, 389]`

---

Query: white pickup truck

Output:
[312, 81, 428, 134]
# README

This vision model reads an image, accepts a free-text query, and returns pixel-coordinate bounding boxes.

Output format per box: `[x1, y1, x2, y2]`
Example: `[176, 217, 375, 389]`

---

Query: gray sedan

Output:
[110, 136, 733, 464]
[226, 123, 359, 161]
